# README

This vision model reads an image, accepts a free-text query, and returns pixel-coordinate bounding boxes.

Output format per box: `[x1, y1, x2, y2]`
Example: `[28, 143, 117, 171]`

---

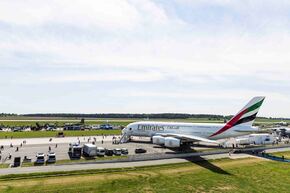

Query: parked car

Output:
[96, 147, 105, 156]
[35, 153, 45, 164]
[47, 152, 56, 163]
[105, 149, 114, 156]
[113, 148, 122, 156]
[135, 148, 147, 154]
[99, 124, 113, 130]
[121, 148, 128, 155]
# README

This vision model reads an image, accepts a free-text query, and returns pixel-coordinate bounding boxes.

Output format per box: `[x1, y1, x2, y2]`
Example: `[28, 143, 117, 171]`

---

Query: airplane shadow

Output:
[184, 156, 232, 175]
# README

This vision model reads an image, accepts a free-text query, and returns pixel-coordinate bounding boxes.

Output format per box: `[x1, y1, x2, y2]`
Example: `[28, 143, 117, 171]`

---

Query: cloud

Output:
[0, 0, 290, 116]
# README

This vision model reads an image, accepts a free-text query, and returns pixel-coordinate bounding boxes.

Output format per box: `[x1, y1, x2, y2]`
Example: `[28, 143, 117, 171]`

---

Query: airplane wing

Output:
[157, 133, 219, 144]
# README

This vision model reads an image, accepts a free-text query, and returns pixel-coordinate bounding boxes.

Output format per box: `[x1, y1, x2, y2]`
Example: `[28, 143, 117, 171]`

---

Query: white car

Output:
[35, 153, 45, 164]
[47, 152, 56, 163]
[96, 147, 105, 156]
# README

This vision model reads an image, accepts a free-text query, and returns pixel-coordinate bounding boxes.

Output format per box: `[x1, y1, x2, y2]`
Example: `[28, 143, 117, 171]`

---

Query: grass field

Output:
[0, 117, 286, 127]
[0, 158, 289, 193]
[0, 130, 121, 139]
[270, 151, 290, 159]
[0, 164, 9, 169]
[0, 117, 286, 139]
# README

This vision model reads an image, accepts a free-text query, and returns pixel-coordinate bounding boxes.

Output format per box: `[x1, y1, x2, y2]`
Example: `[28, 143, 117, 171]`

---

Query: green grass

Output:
[0, 117, 287, 127]
[269, 151, 290, 159]
[0, 158, 289, 192]
[0, 117, 287, 139]
[0, 164, 9, 169]
[0, 130, 121, 139]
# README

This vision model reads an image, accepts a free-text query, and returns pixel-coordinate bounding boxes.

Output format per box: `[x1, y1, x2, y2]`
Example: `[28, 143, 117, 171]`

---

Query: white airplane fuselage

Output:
[122, 121, 259, 140]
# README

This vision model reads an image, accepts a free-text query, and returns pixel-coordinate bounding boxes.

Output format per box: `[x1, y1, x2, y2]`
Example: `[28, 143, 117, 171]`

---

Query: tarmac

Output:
[0, 147, 289, 176]
[0, 136, 289, 176]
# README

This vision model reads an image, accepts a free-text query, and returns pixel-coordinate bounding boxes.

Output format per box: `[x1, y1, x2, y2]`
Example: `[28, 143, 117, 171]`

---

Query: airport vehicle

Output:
[12, 157, 21, 167]
[68, 143, 82, 158]
[248, 134, 274, 145]
[13, 127, 22, 132]
[83, 144, 97, 157]
[23, 156, 32, 163]
[35, 153, 45, 164]
[113, 148, 122, 156]
[47, 152, 56, 163]
[135, 148, 147, 154]
[105, 149, 114, 156]
[121, 148, 128, 155]
[275, 127, 290, 137]
[121, 97, 265, 148]
[100, 124, 113, 130]
[96, 147, 105, 156]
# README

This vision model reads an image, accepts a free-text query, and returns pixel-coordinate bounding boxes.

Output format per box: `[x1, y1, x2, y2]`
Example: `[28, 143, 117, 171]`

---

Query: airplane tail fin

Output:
[227, 96, 265, 127]
[210, 97, 265, 138]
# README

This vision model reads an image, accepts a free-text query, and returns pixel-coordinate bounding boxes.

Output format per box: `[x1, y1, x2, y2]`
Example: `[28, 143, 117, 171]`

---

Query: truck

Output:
[12, 157, 21, 167]
[248, 134, 274, 145]
[68, 143, 82, 158]
[83, 144, 97, 157]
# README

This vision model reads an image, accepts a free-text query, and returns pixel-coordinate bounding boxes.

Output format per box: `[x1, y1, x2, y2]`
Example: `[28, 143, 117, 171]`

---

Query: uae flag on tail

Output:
[210, 96, 265, 137]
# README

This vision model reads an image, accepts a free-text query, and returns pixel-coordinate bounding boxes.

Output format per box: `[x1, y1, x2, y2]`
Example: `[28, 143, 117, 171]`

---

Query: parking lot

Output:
[0, 136, 187, 164]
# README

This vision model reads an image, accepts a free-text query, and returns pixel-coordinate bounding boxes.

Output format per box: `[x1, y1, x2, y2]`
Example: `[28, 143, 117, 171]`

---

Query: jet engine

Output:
[164, 137, 180, 148]
[152, 136, 165, 145]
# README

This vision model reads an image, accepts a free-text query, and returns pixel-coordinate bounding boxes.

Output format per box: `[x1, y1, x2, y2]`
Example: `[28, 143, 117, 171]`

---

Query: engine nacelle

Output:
[152, 136, 165, 145]
[164, 137, 181, 148]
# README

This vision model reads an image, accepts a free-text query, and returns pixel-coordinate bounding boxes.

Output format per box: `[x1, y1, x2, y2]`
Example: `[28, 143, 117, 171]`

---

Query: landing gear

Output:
[179, 142, 193, 152]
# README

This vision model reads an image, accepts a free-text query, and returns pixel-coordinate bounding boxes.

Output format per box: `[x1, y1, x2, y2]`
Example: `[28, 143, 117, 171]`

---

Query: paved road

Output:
[0, 146, 289, 176]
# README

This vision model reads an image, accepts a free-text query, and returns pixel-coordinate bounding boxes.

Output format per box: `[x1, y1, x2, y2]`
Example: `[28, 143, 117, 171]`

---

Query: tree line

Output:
[22, 113, 226, 119]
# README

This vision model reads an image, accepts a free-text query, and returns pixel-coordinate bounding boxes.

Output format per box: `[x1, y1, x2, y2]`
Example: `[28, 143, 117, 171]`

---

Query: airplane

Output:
[120, 96, 265, 148]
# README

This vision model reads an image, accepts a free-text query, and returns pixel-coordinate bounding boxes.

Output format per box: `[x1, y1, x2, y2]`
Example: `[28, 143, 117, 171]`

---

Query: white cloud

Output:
[1, 0, 290, 116]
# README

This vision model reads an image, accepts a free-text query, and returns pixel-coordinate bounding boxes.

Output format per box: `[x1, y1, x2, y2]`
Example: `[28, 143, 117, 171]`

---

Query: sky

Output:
[1, 0, 290, 117]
